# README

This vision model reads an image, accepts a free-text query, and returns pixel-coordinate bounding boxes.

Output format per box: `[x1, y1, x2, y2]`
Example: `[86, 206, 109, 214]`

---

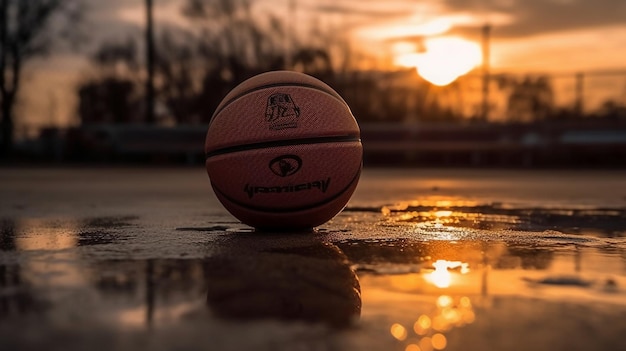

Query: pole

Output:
[145, 0, 155, 124]
[0, 0, 9, 156]
[575, 72, 584, 117]
[285, 0, 296, 69]
[481, 23, 491, 121]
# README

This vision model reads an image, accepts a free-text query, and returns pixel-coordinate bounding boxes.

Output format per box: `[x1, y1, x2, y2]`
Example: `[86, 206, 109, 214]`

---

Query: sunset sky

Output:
[18, 0, 626, 134]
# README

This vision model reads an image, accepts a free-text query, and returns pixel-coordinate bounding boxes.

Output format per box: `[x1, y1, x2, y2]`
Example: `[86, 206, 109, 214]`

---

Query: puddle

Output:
[1, 168, 626, 350]
[345, 202, 626, 237]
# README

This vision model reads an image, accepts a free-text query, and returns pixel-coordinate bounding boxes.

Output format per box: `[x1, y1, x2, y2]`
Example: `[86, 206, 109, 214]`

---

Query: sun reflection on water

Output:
[391, 323, 409, 341]
[382, 200, 484, 240]
[14, 219, 85, 287]
[427, 261, 453, 288]
[423, 259, 471, 289]
[379, 198, 533, 240]
[386, 257, 475, 350]
[390, 294, 476, 350]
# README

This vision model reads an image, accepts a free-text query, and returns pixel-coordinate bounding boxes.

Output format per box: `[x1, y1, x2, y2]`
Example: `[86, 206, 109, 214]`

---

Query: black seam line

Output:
[205, 135, 361, 159]
[210, 82, 347, 124]
[211, 167, 362, 214]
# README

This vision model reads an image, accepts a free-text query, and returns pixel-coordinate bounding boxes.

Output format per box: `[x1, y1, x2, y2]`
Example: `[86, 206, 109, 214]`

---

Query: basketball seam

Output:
[205, 136, 361, 159]
[210, 82, 348, 125]
[211, 167, 362, 214]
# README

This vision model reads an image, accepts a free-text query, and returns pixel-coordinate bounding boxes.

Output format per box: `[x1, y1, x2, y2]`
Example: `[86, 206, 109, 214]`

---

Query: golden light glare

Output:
[395, 37, 482, 86]
[459, 263, 470, 274]
[414, 314, 432, 335]
[431, 315, 450, 332]
[460, 296, 472, 308]
[392, 42, 421, 56]
[360, 18, 452, 41]
[442, 307, 462, 324]
[431, 333, 448, 350]
[463, 310, 476, 324]
[436, 295, 454, 308]
[396, 296, 477, 350]
[419, 337, 434, 351]
[425, 260, 470, 288]
[434, 210, 453, 218]
[391, 323, 409, 341]
[426, 260, 453, 288]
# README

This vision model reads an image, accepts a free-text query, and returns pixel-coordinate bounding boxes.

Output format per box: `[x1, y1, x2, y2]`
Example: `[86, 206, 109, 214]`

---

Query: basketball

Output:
[205, 71, 362, 230]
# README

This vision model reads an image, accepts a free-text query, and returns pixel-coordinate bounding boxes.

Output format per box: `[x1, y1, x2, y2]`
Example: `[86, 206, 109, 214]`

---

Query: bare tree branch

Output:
[0, 0, 82, 157]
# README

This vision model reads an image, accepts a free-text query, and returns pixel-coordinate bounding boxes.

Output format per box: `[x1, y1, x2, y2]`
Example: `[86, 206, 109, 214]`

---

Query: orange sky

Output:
[17, 0, 626, 135]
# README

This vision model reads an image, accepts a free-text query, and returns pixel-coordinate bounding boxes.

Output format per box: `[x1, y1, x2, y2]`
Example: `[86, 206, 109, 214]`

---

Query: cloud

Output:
[78, 0, 185, 53]
[311, 0, 416, 19]
[80, 0, 144, 45]
[314, 4, 407, 19]
[443, 0, 626, 38]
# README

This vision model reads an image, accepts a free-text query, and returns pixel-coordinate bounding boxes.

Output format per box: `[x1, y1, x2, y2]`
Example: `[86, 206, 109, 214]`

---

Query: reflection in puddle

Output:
[13, 219, 86, 289]
[390, 294, 476, 351]
[366, 254, 479, 350]
[2, 216, 135, 252]
[348, 199, 626, 351]
[426, 260, 470, 288]
[0, 217, 139, 321]
[14, 219, 79, 251]
[1, 197, 625, 350]
[204, 235, 361, 328]
[376, 199, 626, 237]
[0, 217, 362, 329]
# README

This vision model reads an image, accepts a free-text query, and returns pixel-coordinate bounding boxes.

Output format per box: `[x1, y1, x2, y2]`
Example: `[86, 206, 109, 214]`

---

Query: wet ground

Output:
[1, 168, 626, 351]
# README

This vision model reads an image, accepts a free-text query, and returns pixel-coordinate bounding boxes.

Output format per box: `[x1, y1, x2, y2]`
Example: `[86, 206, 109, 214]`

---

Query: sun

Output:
[395, 37, 482, 86]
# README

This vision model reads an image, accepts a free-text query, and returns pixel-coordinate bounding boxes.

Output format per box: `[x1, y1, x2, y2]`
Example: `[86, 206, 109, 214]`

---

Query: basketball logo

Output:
[269, 155, 302, 177]
[265, 93, 300, 130]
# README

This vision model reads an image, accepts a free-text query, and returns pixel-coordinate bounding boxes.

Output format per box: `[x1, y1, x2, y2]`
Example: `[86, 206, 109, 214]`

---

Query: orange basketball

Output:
[205, 71, 362, 230]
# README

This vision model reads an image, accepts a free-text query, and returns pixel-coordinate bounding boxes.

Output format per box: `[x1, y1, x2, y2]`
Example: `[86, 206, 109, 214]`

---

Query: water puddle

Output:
[1, 200, 625, 350]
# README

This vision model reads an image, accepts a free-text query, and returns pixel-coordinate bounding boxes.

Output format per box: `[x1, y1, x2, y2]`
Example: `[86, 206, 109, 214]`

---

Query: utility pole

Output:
[481, 23, 491, 121]
[0, 0, 9, 156]
[284, 0, 296, 69]
[574, 72, 584, 117]
[145, 0, 156, 124]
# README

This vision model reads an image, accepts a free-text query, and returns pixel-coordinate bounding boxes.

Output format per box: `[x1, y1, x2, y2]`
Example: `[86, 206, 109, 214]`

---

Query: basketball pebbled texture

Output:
[205, 71, 362, 229]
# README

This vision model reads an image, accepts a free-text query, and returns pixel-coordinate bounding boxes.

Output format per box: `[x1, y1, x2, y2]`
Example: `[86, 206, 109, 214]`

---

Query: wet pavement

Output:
[1, 168, 626, 350]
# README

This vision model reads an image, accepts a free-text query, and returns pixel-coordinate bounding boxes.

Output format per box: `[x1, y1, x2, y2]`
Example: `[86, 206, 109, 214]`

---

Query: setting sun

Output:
[395, 37, 482, 86]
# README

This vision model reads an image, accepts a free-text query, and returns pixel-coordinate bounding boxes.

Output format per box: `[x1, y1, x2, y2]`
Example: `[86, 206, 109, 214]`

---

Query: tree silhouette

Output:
[76, 0, 460, 127]
[175, 0, 289, 121]
[0, 0, 81, 158]
[154, 31, 198, 124]
[499, 75, 554, 122]
[78, 78, 136, 125]
[77, 39, 142, 125]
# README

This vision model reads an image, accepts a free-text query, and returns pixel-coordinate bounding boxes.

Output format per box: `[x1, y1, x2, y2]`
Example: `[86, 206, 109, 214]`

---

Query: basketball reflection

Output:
[204, 234, 361, 328]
